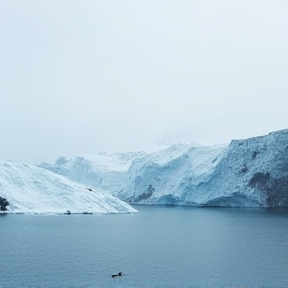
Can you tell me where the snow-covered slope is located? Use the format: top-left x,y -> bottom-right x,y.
39,129 -> 288,208
0,161 -> 137,214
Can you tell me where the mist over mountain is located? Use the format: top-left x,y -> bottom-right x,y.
39,129 -> 288,208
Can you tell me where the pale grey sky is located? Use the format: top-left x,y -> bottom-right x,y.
0,0 -> 287,164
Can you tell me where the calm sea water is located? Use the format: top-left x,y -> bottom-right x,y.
0,206 -> 288,288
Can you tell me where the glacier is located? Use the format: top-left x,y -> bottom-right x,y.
0,161 -> 137,214
39,129 -> 288,208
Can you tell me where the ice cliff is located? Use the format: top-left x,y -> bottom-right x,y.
0,162 -> 137,214
39,129 -> 288,208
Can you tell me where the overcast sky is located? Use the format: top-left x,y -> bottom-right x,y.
0,0 -> 287,164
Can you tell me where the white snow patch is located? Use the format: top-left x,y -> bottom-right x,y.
0,161 -> 137,214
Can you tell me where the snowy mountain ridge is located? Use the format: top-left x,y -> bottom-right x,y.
0,161 -> 137,214
39,129 -> 288,208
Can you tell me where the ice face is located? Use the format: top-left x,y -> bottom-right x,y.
39,129 -> 288,208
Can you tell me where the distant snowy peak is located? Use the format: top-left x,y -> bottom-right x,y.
0,161 -> 137,214
54,151 -> 147,172
50,142 -> 206,173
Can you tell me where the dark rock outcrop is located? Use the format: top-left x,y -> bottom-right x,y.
136,184 -> 155,201
0,196 -> 9,211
